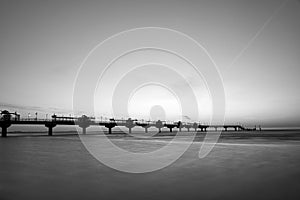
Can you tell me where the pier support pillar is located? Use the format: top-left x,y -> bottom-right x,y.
45,123 -> 56,136
1,122 -> 11,137
187,128 -> 190,132
145,127 -> 148,133
79,124 -> 89,135
1,126 -> 9,137
78,124 -> 89,135
224,127 -> 228,131
104,123 -> 116,134
125,125 -> 135,134
234,127 -> 237,131
82,127 -> 87,134
2,127 -> 7,137
48,127 -> 53,136
77,115 -> 91,135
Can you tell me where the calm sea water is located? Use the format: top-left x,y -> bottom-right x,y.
0,132 -> 299,200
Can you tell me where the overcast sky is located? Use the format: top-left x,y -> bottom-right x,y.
0,0 -> 300,127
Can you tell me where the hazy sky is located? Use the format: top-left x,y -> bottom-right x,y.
0,0 -> 300,127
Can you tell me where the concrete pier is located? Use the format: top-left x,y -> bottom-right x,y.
1,110 -> 252,137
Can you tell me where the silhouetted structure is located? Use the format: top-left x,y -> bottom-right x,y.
0,110 -> 255,137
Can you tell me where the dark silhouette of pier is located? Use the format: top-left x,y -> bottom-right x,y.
0,110 -> 254,137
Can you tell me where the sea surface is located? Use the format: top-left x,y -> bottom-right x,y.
0,129 -> 300,200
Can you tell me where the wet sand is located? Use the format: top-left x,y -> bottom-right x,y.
0,130 -> 300,200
